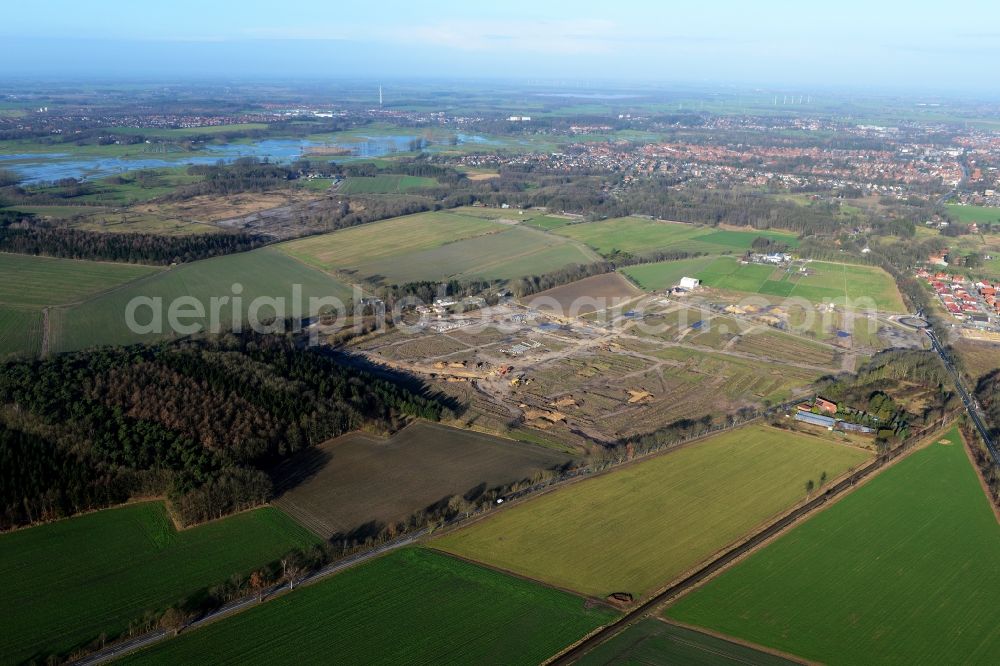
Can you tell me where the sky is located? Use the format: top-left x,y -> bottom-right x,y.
3,0 -> 999,92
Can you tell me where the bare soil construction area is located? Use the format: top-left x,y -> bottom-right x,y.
524,273 -> 643,319
270,420 -> 571,538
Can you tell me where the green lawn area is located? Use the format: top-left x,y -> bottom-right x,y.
554,217 -> 799,256
625,256 -> 905,312
50,247 -> 351,352
278,210 -> 596,284
0,502 -> 318,663
433,425 -> 870,600
577,619 -> 798,666
666,427 -> 1000,665
337,174 -> 438,194
946,203 -> 1000,224
121,548 -> 618,666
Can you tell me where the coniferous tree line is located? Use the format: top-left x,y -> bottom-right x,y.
0,331 -> 443,530
0,214 -> 267,264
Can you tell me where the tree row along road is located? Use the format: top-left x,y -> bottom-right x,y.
925,329 -> 999,465
546,414 -> 958,665
72,530 -> 426,665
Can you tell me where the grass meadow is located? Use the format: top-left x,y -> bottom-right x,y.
624,256 -> 905,311
120,548 -> 619,666
278,210 -> 597,284
666,427 -> 1000,665
554,217 -> 799,256
0,502 -> 318,663
433,425 -> 870,600
278,210 -> 500,270
945,203 -> 1000,224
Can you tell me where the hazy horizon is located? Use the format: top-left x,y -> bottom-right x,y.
4,1 -> 1000,94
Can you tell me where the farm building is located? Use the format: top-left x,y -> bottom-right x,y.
838,421 -> 875,434
679,277 -> 701,290
815,397 -> 838,414
794,411 -> 836,429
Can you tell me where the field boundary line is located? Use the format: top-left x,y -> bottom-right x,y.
428,549 -> 617,609
656,617 -> 816,666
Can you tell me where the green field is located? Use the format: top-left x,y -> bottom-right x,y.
625,256 -> 905,311
0,305 -> 43,356
577,619 -> 798,666
554,217 -> 799,256
434,425 -> 870,600
666,428 -> 1000,665
0,502 -> 319,663
279,210 -> 596,284
121,548 -> 618,666
279,210 -> 499,269
0,252 -> 159,308
946,203 -> 1000,224
50,247 -> 351,352
337,174 -> 438,194
356,227 -> 595,284
621,256 -> 721,290
0,253 -> 160,356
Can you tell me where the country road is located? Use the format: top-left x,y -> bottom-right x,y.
73,530 -> 425,665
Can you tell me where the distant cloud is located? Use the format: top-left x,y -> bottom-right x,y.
240,19 -> 623,55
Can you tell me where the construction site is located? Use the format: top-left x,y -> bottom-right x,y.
346,279 -> 927,453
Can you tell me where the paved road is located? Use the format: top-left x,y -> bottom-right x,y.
73,530 -> 425,665
926,328 -> 999,464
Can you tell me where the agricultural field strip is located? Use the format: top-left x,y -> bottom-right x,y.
664,427 -> 1000,666
549,425 -> 955,666
575,617 -> 801,666
50,247 -> 351,352
0,502 -> 318,664
277,210 -> 513,270
115,548 -> 619,666
0,252 -> 161,309
433,425 -> 870,600
270,421 -> 570,539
